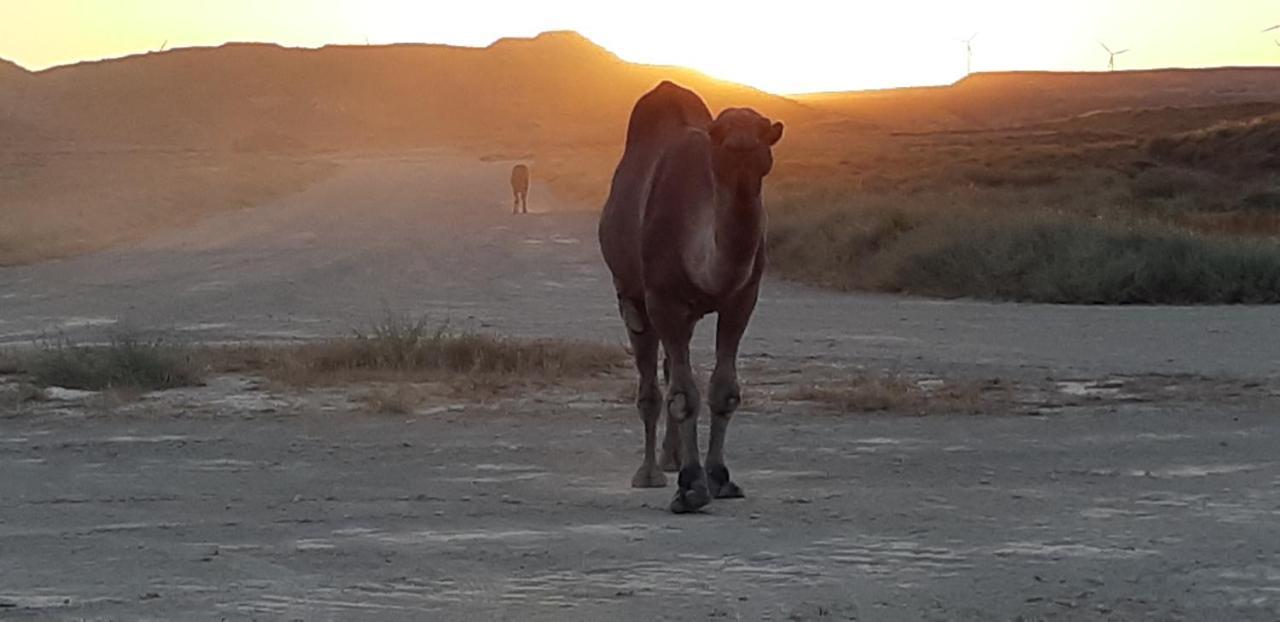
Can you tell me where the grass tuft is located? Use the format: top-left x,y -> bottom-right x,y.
213,314 -> 627,385
23,333 -> 203,391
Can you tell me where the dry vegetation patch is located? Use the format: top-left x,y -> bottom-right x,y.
361,384 -> 428,415
1148,113 -> 1280,174
207,315 -> 628,388
767,185 -> 1280,304
0,382 -> 47,410
6,317 -> 626,405
20,334 -> 204,392
787,371 -> 1010,415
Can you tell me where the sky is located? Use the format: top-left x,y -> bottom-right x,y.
1,0 -> 1278,93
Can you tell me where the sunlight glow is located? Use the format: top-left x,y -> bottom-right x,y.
1,0 -> 1278,93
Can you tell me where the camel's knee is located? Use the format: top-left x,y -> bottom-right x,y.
619,298 -> 647,334
708,375 -> 741,417
636,382 -> 661,418
666,386 -> 701,422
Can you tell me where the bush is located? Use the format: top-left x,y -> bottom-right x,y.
769,200 -> 1280,304
875,217 -> 1280,304
26,333 -> 202,391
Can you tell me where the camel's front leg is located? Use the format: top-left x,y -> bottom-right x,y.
658,353 -> 681,472
706,282 -> 759,499
650,298 -> 709,514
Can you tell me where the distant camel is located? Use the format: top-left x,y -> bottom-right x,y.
510,164 -> 530,214
598,81 -> 783,514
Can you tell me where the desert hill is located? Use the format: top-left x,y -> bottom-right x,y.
0,31 -> 808,151
0,59 -> 29,82
3,32 -> 1280,150
797,68 -> 1280,130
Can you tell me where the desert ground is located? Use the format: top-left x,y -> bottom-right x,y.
2,150 -> 1280,620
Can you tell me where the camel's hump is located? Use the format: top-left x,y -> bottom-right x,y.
624,81 -> 713,148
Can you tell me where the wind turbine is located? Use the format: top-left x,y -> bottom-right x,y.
1100,42 -> 1129,71
961,33 -> 979,75
1264,24 -> 1279,33
157,40 -> 168,52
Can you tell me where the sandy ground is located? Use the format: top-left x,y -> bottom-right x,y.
0,147 -> 332,266
2,150 -> 1280,619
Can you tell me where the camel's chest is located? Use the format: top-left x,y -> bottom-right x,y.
681,224 -> 760,303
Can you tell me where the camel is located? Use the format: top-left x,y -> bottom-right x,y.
598,81 -> 783,514
510,164 -> 530,214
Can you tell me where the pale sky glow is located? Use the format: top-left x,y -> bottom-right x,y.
1,0 -> 1278,93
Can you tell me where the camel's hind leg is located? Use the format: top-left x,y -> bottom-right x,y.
706,282 -> 759,500
621,298 -> 665,488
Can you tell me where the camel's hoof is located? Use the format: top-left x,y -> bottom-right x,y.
670,488 -> 711,514
631,464 -> 668,489
708,464 -> 745,499
670,466 -> 711,514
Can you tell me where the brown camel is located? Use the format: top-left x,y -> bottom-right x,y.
598,81 -> 783,514
510,164 -> 530,214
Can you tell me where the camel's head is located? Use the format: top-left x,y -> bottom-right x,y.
709,108 -> 784,183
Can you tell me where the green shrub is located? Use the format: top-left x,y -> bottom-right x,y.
871,216 -> 1280,304
27,333 -> 202,391
769,200 -> 1280,304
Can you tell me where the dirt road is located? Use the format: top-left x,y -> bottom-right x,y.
2,151 -> 1277,378
2,151 -> 1279,619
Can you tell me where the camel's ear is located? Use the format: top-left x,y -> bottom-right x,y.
764,121 -> 784,146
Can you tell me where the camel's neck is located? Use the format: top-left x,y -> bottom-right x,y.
708,173 -> 765,289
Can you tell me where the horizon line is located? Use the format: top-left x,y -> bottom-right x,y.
5,30 -> 1280,97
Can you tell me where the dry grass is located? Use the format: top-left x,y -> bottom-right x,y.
208,315 -> 628,387
361,384 -> 426,415
1148,113 -> 1280,174
788,371 -> 1009,415
20,334 -> 203,391
767,183 -> 1280,304
6,317 -> 624,400
0,382 -> 47,409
